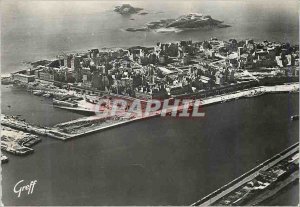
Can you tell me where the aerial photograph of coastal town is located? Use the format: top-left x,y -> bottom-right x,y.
0,0 -> 299,206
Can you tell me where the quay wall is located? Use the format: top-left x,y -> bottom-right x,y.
42,76 -> 298,100
174,81 -> 259,99
174,77 -> 298,99
65,113 -> 160,140
191,143 -> 299,206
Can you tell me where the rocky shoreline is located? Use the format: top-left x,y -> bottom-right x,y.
126,13 -> 230,32
114,4 -> 143,15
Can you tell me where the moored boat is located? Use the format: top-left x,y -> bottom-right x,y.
53,99 -> 78,107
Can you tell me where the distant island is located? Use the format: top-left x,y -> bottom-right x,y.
126,13 -> 230,32
114,4 -> 143,15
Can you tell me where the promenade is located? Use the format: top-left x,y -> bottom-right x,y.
200,83 -> 298,106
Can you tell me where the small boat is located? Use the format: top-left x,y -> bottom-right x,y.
245,91 -> 264,98
291,115 -> 299,121
1,155 -> 9,164
53,99 -> 78,107
43,93 -> 51,98
33,90 -> 44,96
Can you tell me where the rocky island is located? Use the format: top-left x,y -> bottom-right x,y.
126,13 -> 230,32
114,4 -> 143,15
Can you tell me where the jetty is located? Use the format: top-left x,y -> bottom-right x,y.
1,114 -> 72,140
191,143 -> 299,206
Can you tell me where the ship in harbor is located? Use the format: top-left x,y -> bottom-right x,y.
53,98 -> 78,108
245,90 -> 265,98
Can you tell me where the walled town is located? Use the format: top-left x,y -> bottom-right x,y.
2,38 -> 299,160
9,38 -> 299,100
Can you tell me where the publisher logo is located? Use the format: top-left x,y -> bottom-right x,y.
13,180 -> 37,198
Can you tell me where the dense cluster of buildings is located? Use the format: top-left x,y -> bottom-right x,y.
13,38 -> 299,99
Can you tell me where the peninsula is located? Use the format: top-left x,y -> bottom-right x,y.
2,37 -> 298,142
1,38 -> 299,206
